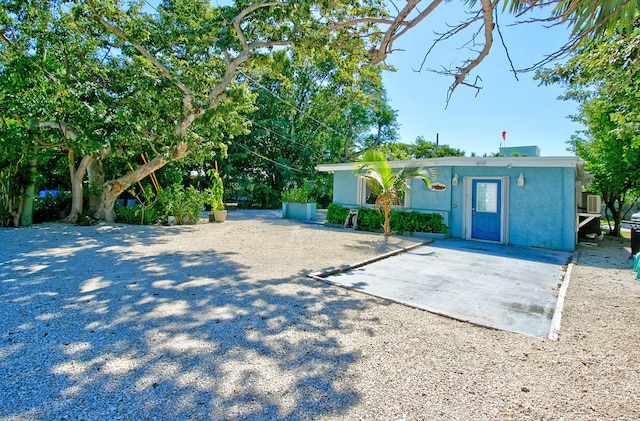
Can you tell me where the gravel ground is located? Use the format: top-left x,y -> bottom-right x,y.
0,210 -> 639,420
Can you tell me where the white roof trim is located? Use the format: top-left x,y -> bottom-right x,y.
316,156 -> 584,172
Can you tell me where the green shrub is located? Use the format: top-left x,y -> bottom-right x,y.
115,204 -> 161,225
115,185 -> 206,226
281,185 -> 314,203
326,204 -> 447,234
326,203 -> 350,224
33,191 -> 72,223
157,185 -> 205,224
390,210 -> 447,234
327,205 -> 383,231
356,208 -> 385,232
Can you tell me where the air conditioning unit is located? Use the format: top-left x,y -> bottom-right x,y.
586,195 -> 601,214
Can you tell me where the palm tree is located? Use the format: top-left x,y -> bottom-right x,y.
354,150 -> 437,236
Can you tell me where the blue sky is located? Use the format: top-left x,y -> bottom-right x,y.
380,4 -> 582,157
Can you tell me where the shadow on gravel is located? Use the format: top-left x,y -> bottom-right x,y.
576,235 -> 635,270
0,223 -> 366,420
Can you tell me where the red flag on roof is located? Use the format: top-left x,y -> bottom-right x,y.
502,131 -> 506,140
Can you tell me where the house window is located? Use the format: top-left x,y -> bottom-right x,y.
357,177 -> 409,207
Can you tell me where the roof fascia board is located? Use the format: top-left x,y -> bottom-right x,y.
316,157 -> 583,172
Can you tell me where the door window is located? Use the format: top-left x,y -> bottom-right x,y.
475,182 -> 498,213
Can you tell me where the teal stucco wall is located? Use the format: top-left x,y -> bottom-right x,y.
332,170 -> 359,207
329,162 -> 577,251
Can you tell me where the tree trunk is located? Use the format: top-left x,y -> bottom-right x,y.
87,154 -> 105,215
20,154 -> 38,227
383,203 -> 391,236
94,142 -> 190,222
605,200 -> 622,237
65,154 -> 94,223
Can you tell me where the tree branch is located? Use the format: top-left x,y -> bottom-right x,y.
444,0 -> 494,106
329,17 -> 407,32
37,120 -> 80,141
206,4 -> 292,113
85,0 -> 200,116
390,0 -> 444,45
232,1 -> 284,49
0,30 -> 59,84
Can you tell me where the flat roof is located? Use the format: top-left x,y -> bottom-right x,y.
316,156 -> 584,172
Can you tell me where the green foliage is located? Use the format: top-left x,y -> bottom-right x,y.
33,192 -> 72,223
309,174 -> 333,208
157,185 -> 205,225
326,203 -> 350,224
505,0 -> 639,41
115,204 -> 160,226
390,210 -> 448,234
227,49 -> 397,209
537,29 -> 640,236
326,204 -> 447,234
115,185 -> 206,225
205,169 -> 225,210
378,139 -> 465,160
355,208 -> 385,232
412,137 -> 466,158
281,185 -> 315,203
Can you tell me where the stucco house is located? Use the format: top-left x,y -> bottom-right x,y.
316,146 -> 594,251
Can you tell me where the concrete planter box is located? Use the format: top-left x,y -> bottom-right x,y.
282,202 -> 316,221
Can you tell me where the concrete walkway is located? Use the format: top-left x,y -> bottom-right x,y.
312,239 -> 573,338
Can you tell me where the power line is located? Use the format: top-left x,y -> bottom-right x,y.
237,115 -> 311,174
236,144 -> 310,174
239,69 -> 351,141
241,115 -> 310,150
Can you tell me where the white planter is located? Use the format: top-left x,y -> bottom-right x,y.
213,210 -> 227,222
282,202 -> 316,221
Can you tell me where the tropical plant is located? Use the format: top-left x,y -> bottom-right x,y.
281,185 -> 315,203
354,150 -> 437,236
156,185 -> 205,225
205,169 -> 225,211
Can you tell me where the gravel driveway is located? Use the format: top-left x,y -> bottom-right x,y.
1,211 -> 639,420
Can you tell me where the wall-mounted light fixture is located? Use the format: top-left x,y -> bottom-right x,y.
518,173 -> 525,187
451,174 -> 459,186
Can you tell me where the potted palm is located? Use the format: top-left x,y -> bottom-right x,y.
206,169 -> 226,222
281,185 -> 316,221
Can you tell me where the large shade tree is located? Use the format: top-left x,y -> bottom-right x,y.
537,27 -> 640,236
228,49 -> 399,208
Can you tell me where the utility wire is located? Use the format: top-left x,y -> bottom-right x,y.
241,115 -> 309,149
239,70 -> 351,141
236,144 -> 310,174
237,115 -> 311,174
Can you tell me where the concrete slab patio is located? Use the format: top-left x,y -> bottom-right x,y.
311,239 -> 573,338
